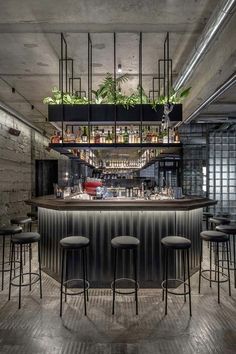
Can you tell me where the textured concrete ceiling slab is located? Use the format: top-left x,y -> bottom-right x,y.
0,0 -> 235,132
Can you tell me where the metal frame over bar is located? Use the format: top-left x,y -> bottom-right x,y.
139,32 -> 143,145
88,33 -> 92,143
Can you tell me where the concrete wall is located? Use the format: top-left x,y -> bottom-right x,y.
0,106 -> 65,225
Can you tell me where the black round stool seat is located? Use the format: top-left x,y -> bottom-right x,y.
111,236 -> 140,249
12,232 -> 40,244
203,212 -> 213,218
161,236 -> 191,249
0,225 -> 22,235
210,217 -> 230,226
216,224 -> 236,235
200,230 -> 229,242
60,236 -> 90,249
11,216 -> 32,225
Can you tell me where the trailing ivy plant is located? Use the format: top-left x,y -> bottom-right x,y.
43,87 -> 89,105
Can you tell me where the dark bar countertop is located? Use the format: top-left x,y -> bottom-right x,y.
27,195 -> 217,211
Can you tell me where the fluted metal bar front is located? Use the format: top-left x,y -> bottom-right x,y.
38,207 -> 202,287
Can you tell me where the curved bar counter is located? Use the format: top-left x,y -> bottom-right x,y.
28,196 -> 217,287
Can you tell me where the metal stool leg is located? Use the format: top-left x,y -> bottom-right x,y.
19,244 -> 23,309
198,238 -> 203,294
165,248 -> 168,316
1,235 -> 5,290
182,249 -> 186,302
38,241 -> 42,299
112,248 -> 117,315
60,248 -> 65,317
187,249 -> 192,316
217,242 -> 220,304
226,241 -> 231,297
85,248 -> 89,301
162,245 -> 165,301
64,251 -> 67,303
82,248 -> 87,316
233,237 -> 236,288
209,242 -> 212,287
133,248 -> 138,315
8,242 -> 14,301
29,244 -> 32,292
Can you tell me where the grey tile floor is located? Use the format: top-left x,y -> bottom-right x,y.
0,242 -> 236,354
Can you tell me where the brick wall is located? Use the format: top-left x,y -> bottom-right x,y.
0,107 -> 66,225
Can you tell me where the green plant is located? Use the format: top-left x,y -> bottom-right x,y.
92,73 -> 129,104
152,86 -> 191,109
43,87 -> 89,105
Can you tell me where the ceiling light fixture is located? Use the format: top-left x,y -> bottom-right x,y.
117,64 -> 122,73
174,0 -> 236,90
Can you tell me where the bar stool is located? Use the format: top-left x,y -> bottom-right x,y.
59,236 -> 90,317
11,216 -> 32,232
161,236 -> 192,316
203,212 -> 213,230
216,224 -> 236,288
209,217 -> 230,229
111,236 -> 140,315
198,230 -> 231,303
9,232 -> 42,309
0,225 -> 22,290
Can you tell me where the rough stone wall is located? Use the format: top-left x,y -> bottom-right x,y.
0,107 -> 64,225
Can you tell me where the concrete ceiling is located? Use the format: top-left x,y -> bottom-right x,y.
0,0 -> 235,135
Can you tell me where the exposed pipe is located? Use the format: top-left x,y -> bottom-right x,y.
174,0 -> 236,90
183,72 -> 236,124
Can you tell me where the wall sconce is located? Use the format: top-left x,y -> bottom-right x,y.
8,127 -> 21,136
118,64 -> 122,73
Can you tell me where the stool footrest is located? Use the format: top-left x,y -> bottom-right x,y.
161,278 -> 190,296
0,261 -> 21,272
218,259 -> 236,271
111,277 -> 139,295
62,278 -> 89,296
10,272 -> 40,287
200,269 -> 229,283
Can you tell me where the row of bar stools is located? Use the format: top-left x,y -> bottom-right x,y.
216,224 -> 236,288
0,225 -> 22,290
210,217 -> 230,229
161,236 -> 192,316
111,236 -> 140,315
10,216 -> 33,265
60,236 -> 90,317
9,232 -> 42,309
198,230 -> 231,303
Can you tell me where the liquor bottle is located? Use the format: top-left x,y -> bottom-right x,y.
174,127 -> 180,143
81,126 -> 88,143
94,127 -> 100,144
163,129 -> 168,143
118,127 -> 123,143
90,126 -> 95,144
100,129 -> 106,143
75,127 -> 81,143
123,127 -> 129,143
106,130 -> 112,144
111,127 -> 115,143
50,131 -> 61,143
146,126 -> 152,143
151,128 -> 159,143
135,130 -> 140,144
129,125 -> 135,143
64,128 -> 75,143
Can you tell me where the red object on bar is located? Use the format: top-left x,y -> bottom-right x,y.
83,180 -> 102,196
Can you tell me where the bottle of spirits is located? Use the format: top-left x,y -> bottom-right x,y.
81,126 -> 88,143
146,126 -> 152,143
118,127 -> 123,143
106,130 -> 112,144
94,126 -> 100,144
111,127 -> 115,143
90,126 -> 95,144
123,127 -> 129,143
174,127 -> 180,143
163,129 -> 168,143
135,130 -> 140,144
129,125 -> 135,143
75,127 -> 81,143
100,129 -> 106,143
51,131 -> 61,143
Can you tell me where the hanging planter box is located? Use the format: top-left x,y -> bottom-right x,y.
48,103 -> 182,122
